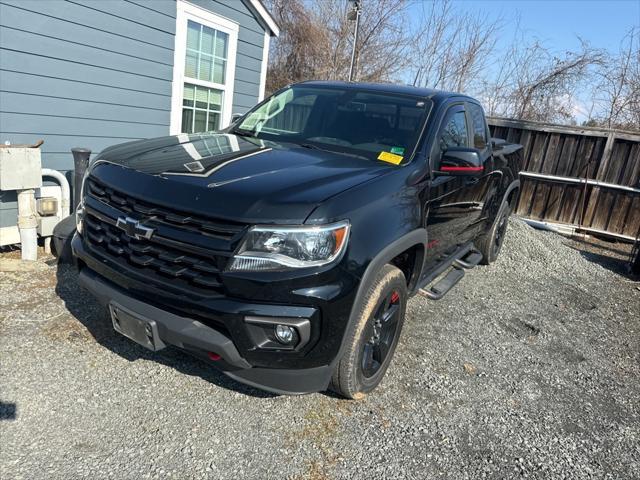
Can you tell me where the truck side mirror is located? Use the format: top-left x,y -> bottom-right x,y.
436,147 -> 483,176
231,112 -> 244,123
491,138 -> 506,150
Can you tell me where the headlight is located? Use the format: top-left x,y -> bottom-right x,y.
229,221 -> 350,271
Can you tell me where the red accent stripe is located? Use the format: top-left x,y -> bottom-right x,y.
441,166 -> 483,172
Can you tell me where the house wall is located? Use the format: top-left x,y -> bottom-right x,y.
0,0 -> 269,233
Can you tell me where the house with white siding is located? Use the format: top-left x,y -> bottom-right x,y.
0,0 -> 278,244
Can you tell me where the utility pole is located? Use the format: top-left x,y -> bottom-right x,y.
348,0 -> 361,82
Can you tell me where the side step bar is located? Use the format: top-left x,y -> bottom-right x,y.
418,248 -> 482,300
419,266 -> 465,300
454,250 -> 483,269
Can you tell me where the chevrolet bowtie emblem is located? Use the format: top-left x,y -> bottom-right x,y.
115,216 -> 155,240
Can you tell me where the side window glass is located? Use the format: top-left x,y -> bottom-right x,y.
439,111 -> 468,150
468,103 -> 487,149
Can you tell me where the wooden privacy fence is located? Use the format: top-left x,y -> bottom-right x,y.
488,117 -> 640,242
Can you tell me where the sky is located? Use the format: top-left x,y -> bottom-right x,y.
406,0 -> 640,52
454,0 -> 640,52
406,0 -> 640,121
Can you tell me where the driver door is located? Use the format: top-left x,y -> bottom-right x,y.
423,104 -> 482,267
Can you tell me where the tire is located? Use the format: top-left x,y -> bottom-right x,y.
330,264 -> 407,399
477,198 -> 512,265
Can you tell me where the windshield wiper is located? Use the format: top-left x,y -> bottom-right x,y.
232,128 -> 257,138
299,143 -> 323,150
298,143 -> 369,161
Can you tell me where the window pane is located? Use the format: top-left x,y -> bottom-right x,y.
213,59 -> 225,84
468,103 -> 487,149
185,50 -> 198,78
194,110 -> 207,132
183,83 -> 223,133
215,31 -> 228,59
201,25 -> 215,55
183,84 -> 195,107
186,21 -> 200,50
184,20 -> 227,85
209,90 -> 222,109
200,54 -> 213,82
195,87 -> 208,109
440,111 -> 468,150
208,112 -> 220,130
181,108 -> 194,133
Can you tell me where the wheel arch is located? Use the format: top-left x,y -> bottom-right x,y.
503,179 -> 520,209
331,229 -> 427,370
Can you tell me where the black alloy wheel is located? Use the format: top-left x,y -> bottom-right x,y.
492,208 -> 510,258
361,289 -> 402,378
330,263 -> 408,399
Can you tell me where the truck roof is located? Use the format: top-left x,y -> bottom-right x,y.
296,80 -> 476,103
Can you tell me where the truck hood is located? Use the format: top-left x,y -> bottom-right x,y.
90,133 -> 394,224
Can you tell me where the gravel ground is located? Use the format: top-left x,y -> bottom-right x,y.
1,219 -> 639,480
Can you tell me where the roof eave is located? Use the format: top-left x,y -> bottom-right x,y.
244,0 -> 280,37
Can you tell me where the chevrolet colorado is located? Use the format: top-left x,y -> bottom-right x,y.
72,81 -> 522,398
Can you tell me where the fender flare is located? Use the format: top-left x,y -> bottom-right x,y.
503,179 -> 521,206
329,228 -> 427,373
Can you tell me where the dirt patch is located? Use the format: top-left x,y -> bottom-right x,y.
41,314 -> 93,343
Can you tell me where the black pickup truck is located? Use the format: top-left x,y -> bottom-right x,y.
72,81 -> 522,398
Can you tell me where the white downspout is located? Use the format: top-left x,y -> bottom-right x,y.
41,168 -> 71,218
17,189 -> 38,261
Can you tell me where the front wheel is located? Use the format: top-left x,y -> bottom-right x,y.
477,198 -> 512,264
330,264 -> 407,399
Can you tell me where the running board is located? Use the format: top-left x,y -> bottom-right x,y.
454,249 -> 483,269
418,266 -> 465,300
417,247 -> 483,300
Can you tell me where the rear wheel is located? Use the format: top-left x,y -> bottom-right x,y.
478,198 -> 512,264
330,264 -> 407,399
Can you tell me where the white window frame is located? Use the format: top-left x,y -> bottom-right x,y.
258,31 -> 270,101
170,0 -> 238,135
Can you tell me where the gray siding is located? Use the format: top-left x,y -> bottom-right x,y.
0,0 -> 176,173
0,191 -> 18,228
0,0 -> 269,228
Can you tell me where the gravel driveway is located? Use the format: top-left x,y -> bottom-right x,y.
1,219 -> 639,480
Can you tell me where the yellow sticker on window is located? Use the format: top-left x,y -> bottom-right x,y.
378,151 -> 403,165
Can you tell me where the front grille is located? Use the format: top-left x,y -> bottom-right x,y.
86,178 -> 245,240
84,177 -> 246,296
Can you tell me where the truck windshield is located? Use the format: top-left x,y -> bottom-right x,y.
233,85 -> 432,164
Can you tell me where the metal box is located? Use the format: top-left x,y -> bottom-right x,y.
37,215 -> 60,237
0,148 -> 43,190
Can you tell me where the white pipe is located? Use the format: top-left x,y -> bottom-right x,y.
41,168 -> 71,218
519,217 -> 637,243
17,188 -> 38,261
44,236 -> 52,254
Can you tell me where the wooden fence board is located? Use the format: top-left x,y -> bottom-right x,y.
488,117 -> 640,240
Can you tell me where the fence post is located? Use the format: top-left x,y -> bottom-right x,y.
581,132 -> 616,228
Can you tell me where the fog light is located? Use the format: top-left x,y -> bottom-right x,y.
275,324 -> 295,344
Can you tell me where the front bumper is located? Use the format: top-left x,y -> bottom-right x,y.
78,266 -> 334,394
72,234 -> 357,394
